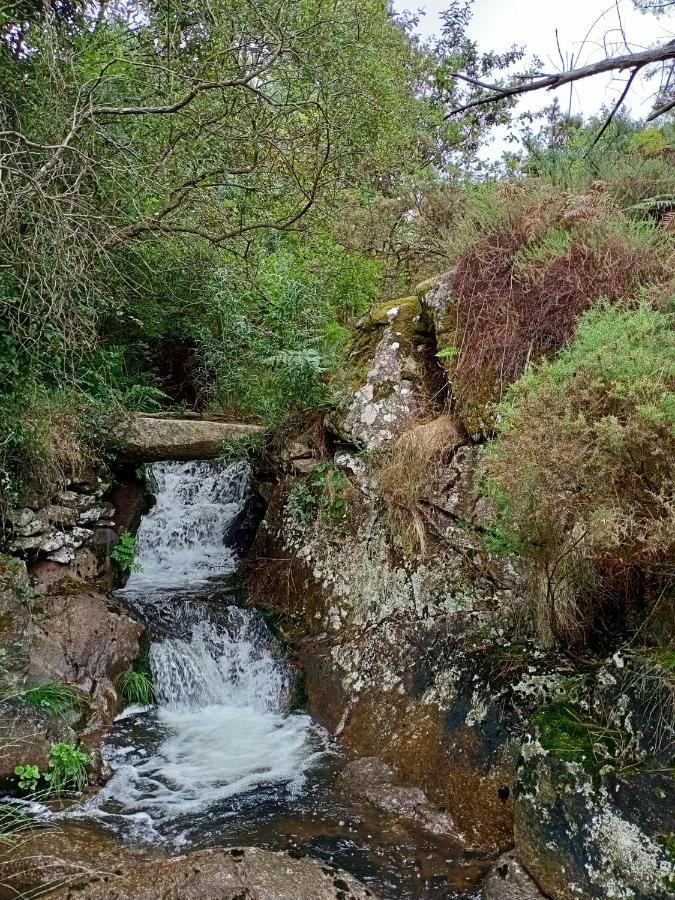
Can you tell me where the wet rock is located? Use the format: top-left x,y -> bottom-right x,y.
28,590 -> 142,722
0,698 -> 76,781
119,415 -> 264,463
482,851 -> 546,900
0,828 -> 378,900
339,757 -> 464,841
514,743 -> 675,899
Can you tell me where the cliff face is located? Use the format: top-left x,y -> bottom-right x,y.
247,276 -> 675,896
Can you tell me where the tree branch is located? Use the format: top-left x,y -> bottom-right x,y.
444,41 -> 675,119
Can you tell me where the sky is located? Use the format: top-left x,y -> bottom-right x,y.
394,0 -> 675,129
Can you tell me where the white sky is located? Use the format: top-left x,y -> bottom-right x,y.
395,0 -> 675,125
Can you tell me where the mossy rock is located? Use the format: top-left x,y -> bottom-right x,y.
367,295 -> 425,330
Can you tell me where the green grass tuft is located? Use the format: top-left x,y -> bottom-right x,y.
117,670 -> 154,706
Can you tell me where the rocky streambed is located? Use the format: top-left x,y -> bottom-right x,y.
1,276 -> 674,900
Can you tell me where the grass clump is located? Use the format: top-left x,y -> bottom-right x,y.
117,670 -> 154,706
484,302 -> 675,647
45,743 -> 90,796
377,416 -> 464,556
20,683 -> 88,721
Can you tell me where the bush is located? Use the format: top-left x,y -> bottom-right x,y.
484,303 -> 675,647
444,181 -> 672,431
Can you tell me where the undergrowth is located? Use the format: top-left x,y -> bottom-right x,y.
484,302 -> 675,647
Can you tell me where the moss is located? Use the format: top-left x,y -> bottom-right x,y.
531,703 -> 602,775
414,276 -> 440,297
368,295 -> 422,327
657,834 -> 675,857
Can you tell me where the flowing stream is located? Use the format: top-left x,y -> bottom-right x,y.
64,461 -> 486,898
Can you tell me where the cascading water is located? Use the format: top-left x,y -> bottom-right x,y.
73,460 -> 326,841
54,460 -> 484,898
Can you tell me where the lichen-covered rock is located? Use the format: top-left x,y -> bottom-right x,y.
514,742 -> 675,899
335,296 -> 439,449
482,851 -> 547,899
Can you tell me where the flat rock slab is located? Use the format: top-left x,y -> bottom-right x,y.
0,828 -> 377,900
120,416 -> 264,463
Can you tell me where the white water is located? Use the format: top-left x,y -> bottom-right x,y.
124,460 -> 250,590
77,461 -> 324,835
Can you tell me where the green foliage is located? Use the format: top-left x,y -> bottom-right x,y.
532,703 -> 601,773
285,482 -> 319,523
200,233 -> 383,423
485,302 -> 675,646
219,432 -> 266,465
13,764 -> 41,793
46,743 -> 90,796
313,464 -> 349,522
285,464 -> 348,524
20,683 -> 87,720
110,532 -> 139,575
117,670 -> 154,706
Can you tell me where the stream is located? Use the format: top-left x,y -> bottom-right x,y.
61,461 -> 487,899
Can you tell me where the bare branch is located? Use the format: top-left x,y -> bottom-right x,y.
445,40 -> 675,119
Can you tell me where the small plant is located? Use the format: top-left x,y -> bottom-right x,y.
13,764 -> 41,793
20,683 -> 88,720
46,743 -> 90,796
219,431 -> 265,464
110,531 -> 139,575
117,669 -> 154,706
313,463 -> 348,522
285,482 -> 318,523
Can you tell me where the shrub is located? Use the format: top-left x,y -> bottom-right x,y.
445,182 -> 671,430
484,303 -> 675,647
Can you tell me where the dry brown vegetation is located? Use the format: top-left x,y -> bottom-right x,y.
377,415 -> 464,556
442,183 -> 674,427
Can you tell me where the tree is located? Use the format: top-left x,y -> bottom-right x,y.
0,0 -> 432,364
443,0 -> 675,125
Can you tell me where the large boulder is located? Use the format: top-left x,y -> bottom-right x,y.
120,415 -> 264,462
0,827 -> 377,900
247,451 -> 554,853
28,589 -> 143,725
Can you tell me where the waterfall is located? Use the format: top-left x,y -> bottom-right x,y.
77,460 -> 325,835
123,460 -> 251,591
